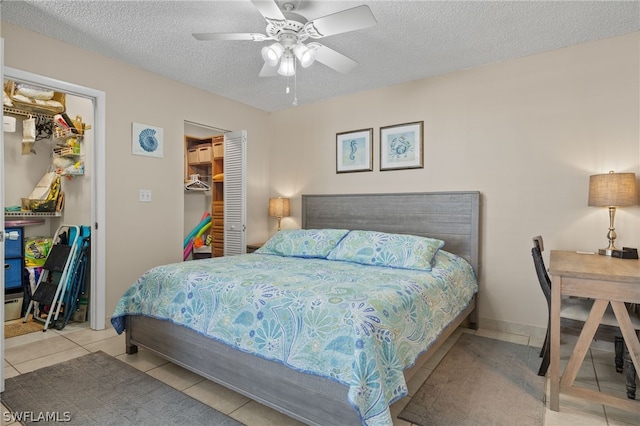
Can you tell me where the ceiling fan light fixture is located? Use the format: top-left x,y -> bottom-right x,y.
277,53 -> 296,76
261,42 -> 284,66
293,43 -> 315,68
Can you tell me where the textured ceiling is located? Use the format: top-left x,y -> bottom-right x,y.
2,1 -> 639,112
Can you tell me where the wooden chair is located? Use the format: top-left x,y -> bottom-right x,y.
532,236 -> 639,398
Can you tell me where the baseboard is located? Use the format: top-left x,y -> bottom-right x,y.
478,317 -> 623,353
479,317 -> 546,340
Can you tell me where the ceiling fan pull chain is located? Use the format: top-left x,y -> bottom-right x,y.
292,60 -> 298,107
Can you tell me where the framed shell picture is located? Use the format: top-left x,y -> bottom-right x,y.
132,122 -> 164,158
380,121 -> 423,171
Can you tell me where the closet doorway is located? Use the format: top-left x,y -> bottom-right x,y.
183,121 -> 247,259
183,121 -> 226,260
1,67 -> 106,338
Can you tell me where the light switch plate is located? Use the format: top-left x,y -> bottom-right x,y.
139,189 -> 152,202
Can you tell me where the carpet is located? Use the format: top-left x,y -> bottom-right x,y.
1,351 -> 244,426
398,333 -> 546,426
4,319 -> 44,338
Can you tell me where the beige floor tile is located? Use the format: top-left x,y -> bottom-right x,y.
474,328 -> 529,345
50,321 -> 90,335
229,400 -> 305,426
4,324 -> 625,426
4,328 -> 57,349
604,396 -> 640,426
4,335 -> 79,365
544,404 -> 609,425
11,346 -> 89,374
3,364 -> 19,379
146,361 -> 205,391
591,347 -> 618,366
82,334 -> 126,357
593,360 -> 631,394
115,347 -> 169,372
182,379 -> 251,415
529,334 -> 546,349
60,326 -> 117,346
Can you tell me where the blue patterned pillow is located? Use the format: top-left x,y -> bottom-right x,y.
326,230 -> 444,271
255,229 -> 350,259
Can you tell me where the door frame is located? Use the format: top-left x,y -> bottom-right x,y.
2,67 -> 106,332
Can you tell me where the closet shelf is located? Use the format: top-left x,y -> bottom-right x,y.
5,211 -> 61,218
3,106 -> 54,119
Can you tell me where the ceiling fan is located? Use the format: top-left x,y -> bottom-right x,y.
193,0 -> 377,78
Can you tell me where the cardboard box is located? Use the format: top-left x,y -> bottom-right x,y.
5,294 -> 23,321
187,148 -> 199,164
198,145 -> 212,163
213,142 -> 224,158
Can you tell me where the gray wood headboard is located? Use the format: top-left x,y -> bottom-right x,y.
301,191 -> 481,274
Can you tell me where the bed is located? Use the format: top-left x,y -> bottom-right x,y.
111,191 -> 481,425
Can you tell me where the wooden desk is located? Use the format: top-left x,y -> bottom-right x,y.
548,250 -> 640,413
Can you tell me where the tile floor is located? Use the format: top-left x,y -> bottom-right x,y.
1,323 -> 638,425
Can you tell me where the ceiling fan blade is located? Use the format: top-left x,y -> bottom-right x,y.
305,5 -> 376,38
259,62 -> 279,77
193,33 -> 264,41
313,44 -> 358,74
250,0 -> 286,22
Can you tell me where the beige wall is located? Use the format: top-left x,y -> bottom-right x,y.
2,23 -> 271,315
3,21 -> 639,333
269,32 -> 640,332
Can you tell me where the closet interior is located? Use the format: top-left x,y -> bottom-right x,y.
183,122 -> 226,261
3,79 -> 92,331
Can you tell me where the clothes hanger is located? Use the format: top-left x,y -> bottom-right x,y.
184,174 -> 210,192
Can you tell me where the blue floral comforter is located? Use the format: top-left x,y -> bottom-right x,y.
111,250 -> 477,425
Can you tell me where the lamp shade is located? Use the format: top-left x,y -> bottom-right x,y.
269,197 -> 290,218
277,53 -> 295,76
293,43 -> 316,68
261,42 -> 284,66
588,171 -> 638,207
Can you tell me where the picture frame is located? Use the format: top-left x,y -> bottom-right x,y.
132,122 -> 164,158
336,128 -> 373,173
380,121 -> 424,171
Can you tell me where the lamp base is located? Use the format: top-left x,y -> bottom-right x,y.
598,248 -> 614,256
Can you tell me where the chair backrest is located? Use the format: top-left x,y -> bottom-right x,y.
532,236 -> 551,305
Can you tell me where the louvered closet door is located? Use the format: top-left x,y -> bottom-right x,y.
223,130 -> 246,255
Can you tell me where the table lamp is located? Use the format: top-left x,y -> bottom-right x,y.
269,197 -> 290,232
588,171 -> 638,255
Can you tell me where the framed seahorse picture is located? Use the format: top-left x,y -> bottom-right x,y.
380,121 -> 423,171
336,128 -> 373,173
132,122 -> 164,158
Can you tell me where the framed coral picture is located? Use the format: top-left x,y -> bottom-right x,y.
336,128 -> 373,173
380,121 -> 423,171
132,122 -> 163,158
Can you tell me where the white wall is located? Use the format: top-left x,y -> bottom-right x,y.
268,33 -> 640,333
4,20 -> 638,334
2,22 -> 272,315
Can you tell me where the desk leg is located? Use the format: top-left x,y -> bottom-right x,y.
550,275 -> 562,411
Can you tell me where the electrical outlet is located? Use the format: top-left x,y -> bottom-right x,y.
139,189 -> 152,202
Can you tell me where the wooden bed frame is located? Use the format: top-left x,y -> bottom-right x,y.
124,191 -> 481,425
